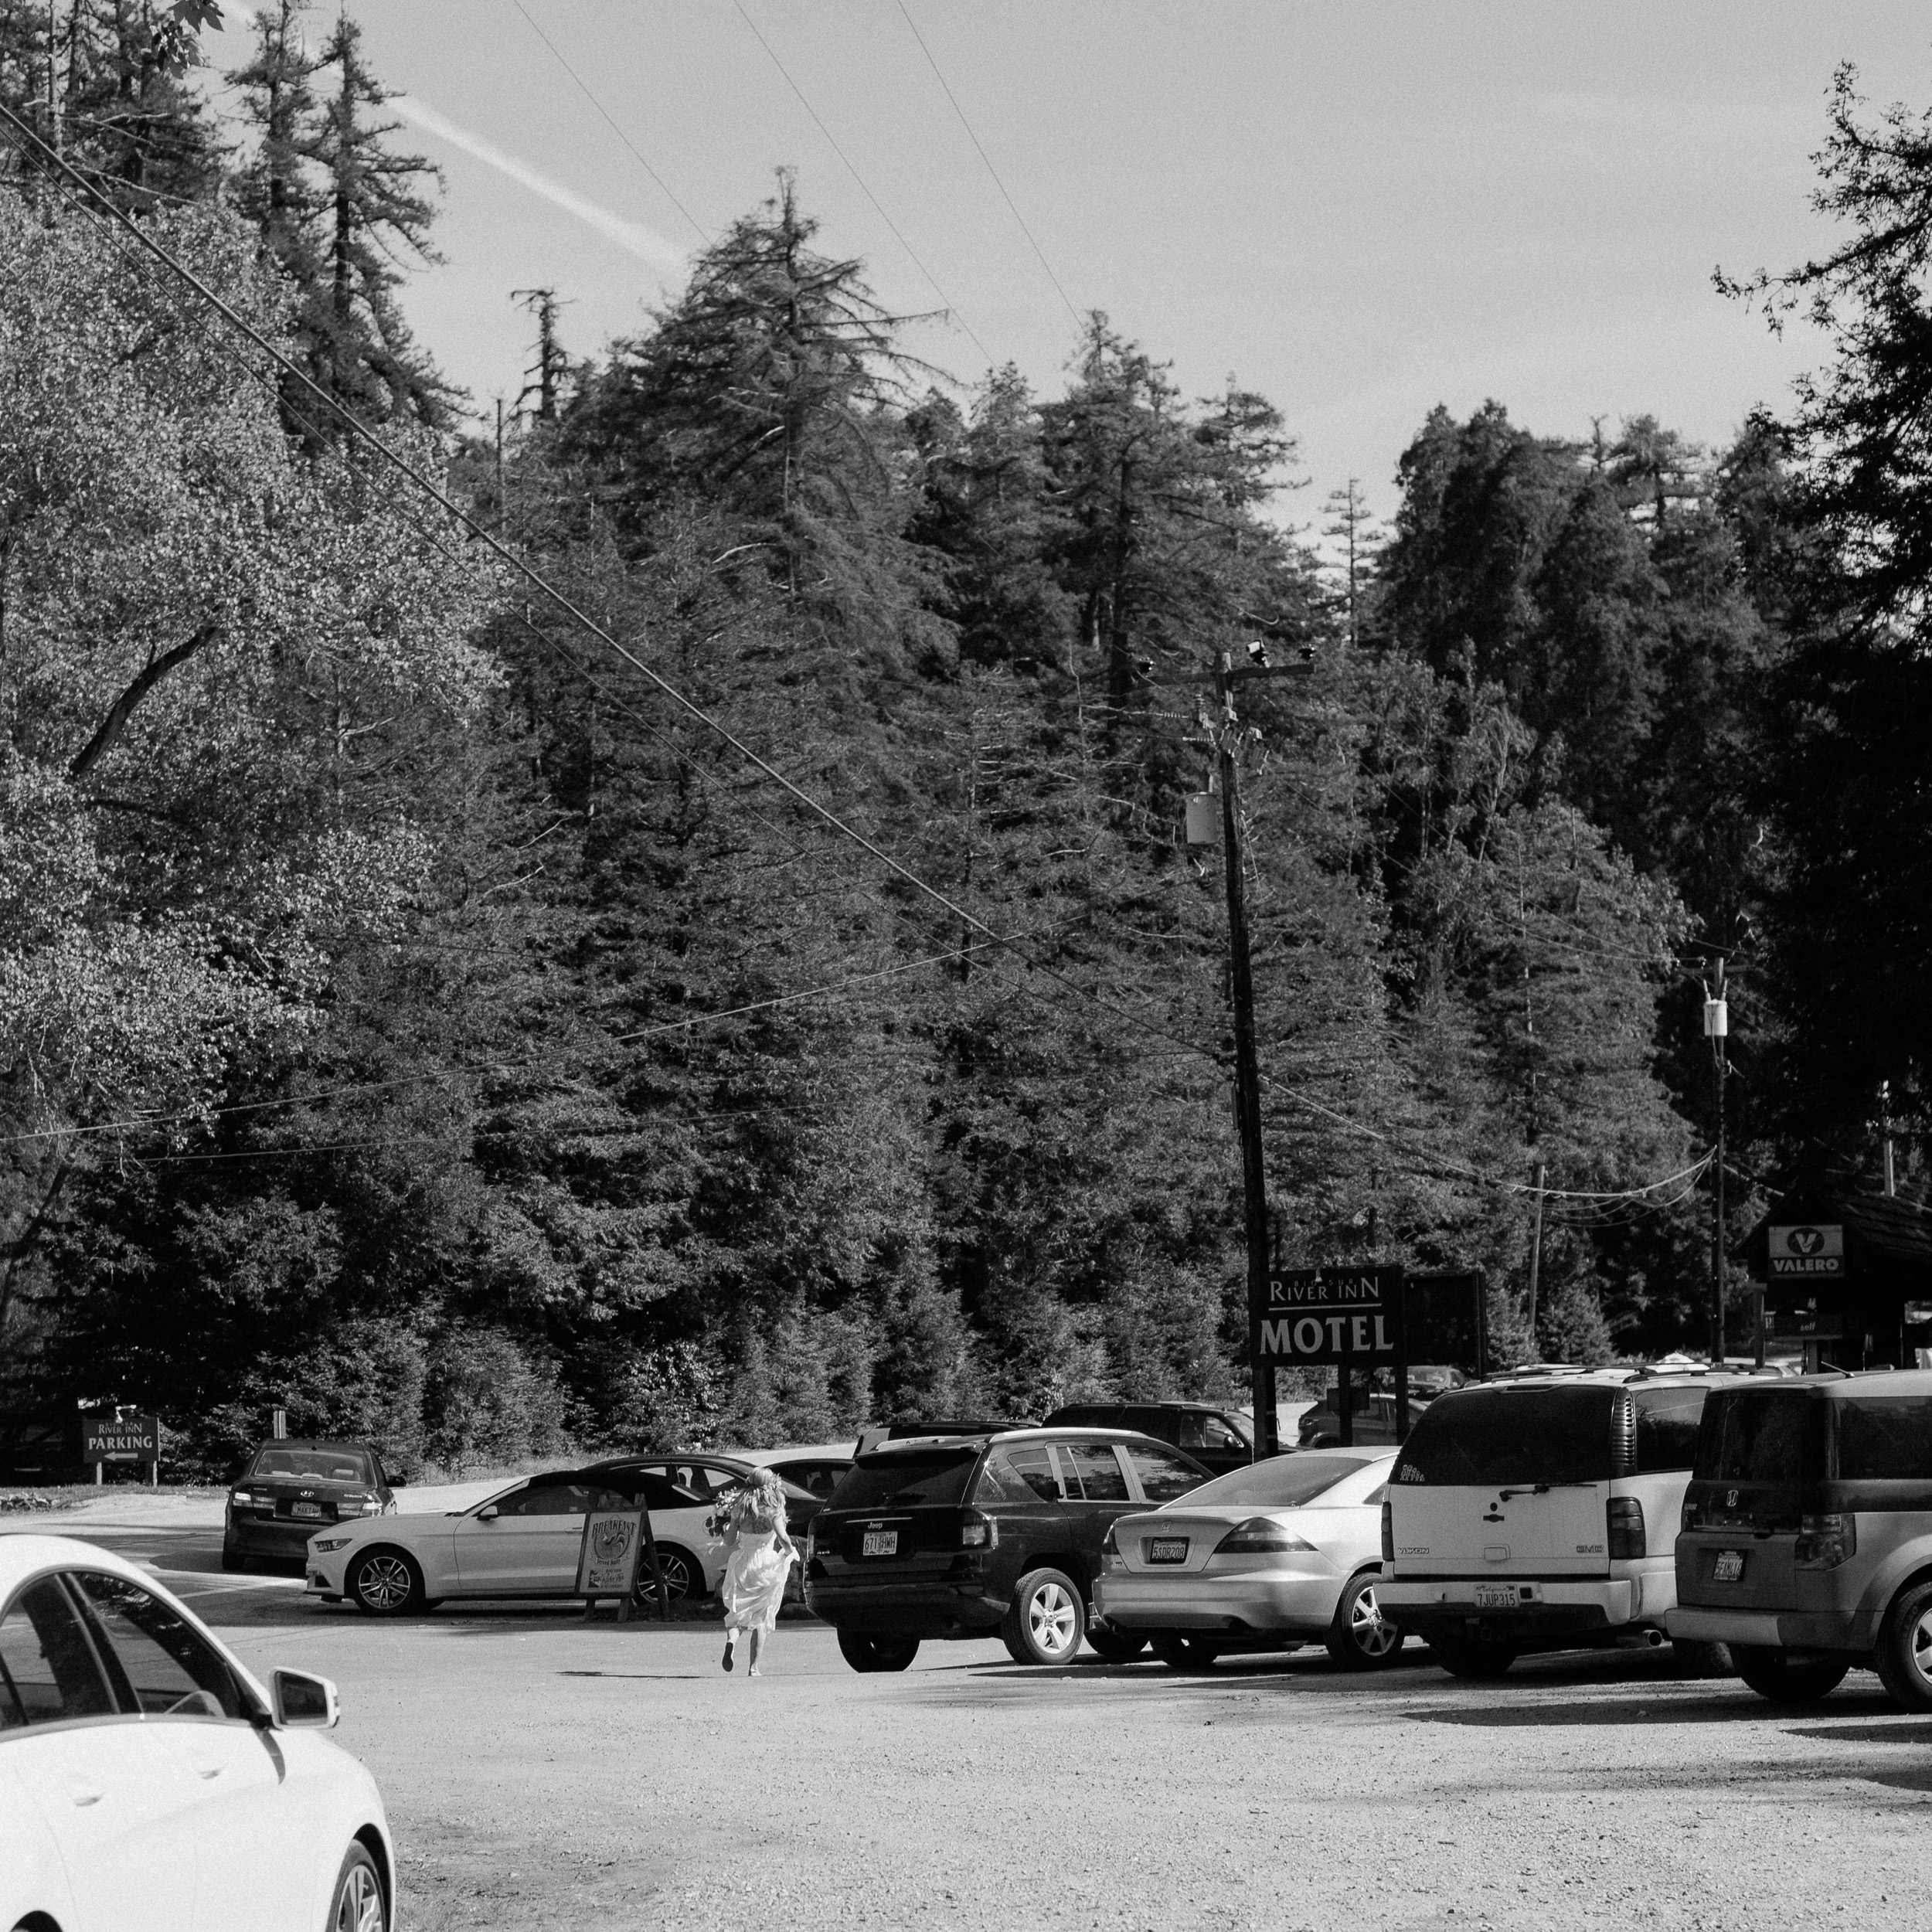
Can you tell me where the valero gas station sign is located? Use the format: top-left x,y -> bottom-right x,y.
1768,1224 -> 1845,1283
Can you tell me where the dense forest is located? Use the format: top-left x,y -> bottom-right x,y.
2,9 -> 1928,1474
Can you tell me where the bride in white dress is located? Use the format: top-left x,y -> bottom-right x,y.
718,1469 -> 798,1677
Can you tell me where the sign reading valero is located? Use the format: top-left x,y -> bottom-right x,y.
576,1508 -> 646,1599
1768,1224 -> 1846,1281
80,1413 -> 160,1462
1255,1266 -> 1406,1365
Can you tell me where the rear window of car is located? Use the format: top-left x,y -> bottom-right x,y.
1696,1389 -> 1825,1483
1835,1397 -> 1932,1480
1185,1454 -> 1377,1509
829,1451 -> 979,1512
1393,1387 -> 1617,1487
247,1447 -> 373,1484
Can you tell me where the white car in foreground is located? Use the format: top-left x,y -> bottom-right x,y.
1091,1449 -> 1403,1671
1,1532 -> 393,1931
304,1464 -> 730,1614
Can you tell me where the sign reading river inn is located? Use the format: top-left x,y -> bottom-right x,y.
1255,1266 -> 1406,1366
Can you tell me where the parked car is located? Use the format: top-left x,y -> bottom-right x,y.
1670,1369 -> 1932,1708
1092,1448 -> 1402,1671
304,1464 -> 728,1613
1377,1369 -> 1738,1677
720,1442 -> 855,1507
1296,1388 -> 1429,1448
223,1438 -> 398,1573
585,1451 -> 825,1546
1043,1402 -> 1255,1476
2,1532 -> 394,1930
806,1427 -> 1211,1672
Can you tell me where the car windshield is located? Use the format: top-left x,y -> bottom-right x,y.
829,1450 -> 978,1511
1393,1386 -> 1617,1487
1697,1389 -> 1825,1483
1179,1454 -> 1376,1509
247,1447 -> 372,1484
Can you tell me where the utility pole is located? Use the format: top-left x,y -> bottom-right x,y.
494,397 -> 508,534
512,287 -> 569,422
1526,1162 -> 1548,1345
1706,963 -> 1729,1366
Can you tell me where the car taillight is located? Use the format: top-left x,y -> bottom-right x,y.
1682,1493 -> 1698,1535
1607,1495 -> 1645,1560
1795,1512 -> 1856,1569
1611,1392 -> 1638,1479
1381,1499 -> 1393,1564
1213,1517 -> 1315,1556
1100,1522 -> 1124,1573
958,1510 -> 998,1549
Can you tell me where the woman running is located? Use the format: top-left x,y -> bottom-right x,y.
717,1468 -> 798,1677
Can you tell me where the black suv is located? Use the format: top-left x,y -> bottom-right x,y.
806,1427 -> 1209,1672
1043,1403 -> 1253,1476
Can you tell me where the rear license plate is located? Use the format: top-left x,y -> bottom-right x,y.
1145,1538 -> 1189,1565
291,1502 -> 323,1519
1475,1583 -> 1523,1609
1713,1549 -> 1746,1583
861,1530 -> 898,1557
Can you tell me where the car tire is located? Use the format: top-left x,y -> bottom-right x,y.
327,1840 -> 387,1932
836,1630 -> 920,1673
1732,1644 -> 1849,1705
1672,1638 -> 1735,1679
1429,1634 -> 1517,1679
634,1544 -> 701,1607
1874,1582 -> 1932,1712
220,1544 -> 250,1574
1084,1627 -> 1151,1663
1149,1631 -> 1223,1672
346,1547 -> 424,1617
1326,1570 -> 1404,1670
1002,1566 -> 1086,1666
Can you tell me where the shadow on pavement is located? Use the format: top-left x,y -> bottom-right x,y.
1784,1719 -> 1932,1745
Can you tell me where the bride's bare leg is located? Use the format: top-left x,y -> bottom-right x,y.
748,1628 -> 766,1672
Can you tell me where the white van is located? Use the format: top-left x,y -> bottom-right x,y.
1376,1371 -> 1735,1677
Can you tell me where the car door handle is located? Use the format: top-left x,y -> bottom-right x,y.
63,1775 -> 106,1806
187,1756 -> 225,1780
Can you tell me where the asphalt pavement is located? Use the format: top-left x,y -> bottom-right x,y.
13,1504 -> 1932,1931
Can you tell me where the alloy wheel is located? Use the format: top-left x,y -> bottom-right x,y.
1026,1580 -> 1080,1659
1910,1608 -> 1932,1689
333,1862 -> 385,1932
1351,1583 -> 1400,1660
355,1553 -> 413,1612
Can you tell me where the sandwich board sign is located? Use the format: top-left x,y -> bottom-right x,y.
1768,1225 -> 1845,1284
577,1508 -> 646,1599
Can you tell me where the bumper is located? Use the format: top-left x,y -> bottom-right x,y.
804,1577 -> 1005,1639
1667,1605 -> 1872,1653
1379,1576 -> 1634,1647
227,1515 -> 345,1557
1092,1570 -> 1342,1636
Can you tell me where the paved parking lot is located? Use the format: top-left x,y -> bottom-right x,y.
15,1502 -> 1932,1930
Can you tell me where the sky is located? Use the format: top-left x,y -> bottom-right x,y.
201,2 -> 1932,533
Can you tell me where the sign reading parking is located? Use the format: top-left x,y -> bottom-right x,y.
1768,1224 -> 1845,1281
80,1413 -> 160,1463
1255,1267 -> 1406,1365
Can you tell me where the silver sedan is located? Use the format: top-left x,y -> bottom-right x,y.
1090,1449 -> 1403,1670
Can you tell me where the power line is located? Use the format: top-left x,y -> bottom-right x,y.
891,0 -> 1083,332
507,0 -> 709,244
726,0 -> 995,367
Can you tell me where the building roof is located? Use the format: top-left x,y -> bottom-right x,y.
1742,1185 -> 1932,1277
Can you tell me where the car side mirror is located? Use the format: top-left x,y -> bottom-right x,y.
389,1474 -> 408,1488
271,1668 -> 339,1729
476,1505 -> 498,1521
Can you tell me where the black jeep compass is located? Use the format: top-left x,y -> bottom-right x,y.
805,1427 -> 1209,1672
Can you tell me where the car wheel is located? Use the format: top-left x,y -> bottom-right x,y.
1428,1634 -> 1517,1679
1875,1582 -> 1932,1712
634,1544 -> 700,1607
328,1842 -> 387,1932
1002,1566 -> 1085,1666
220,1543 -> 250,1574
1672,1638 -> 1736,1679
1085,1627 -> 1151,1662
1149,1631 -> 1223,1672
347,1547 -> 424,1617
836,1630 -> 920,1673
1732,1644 -> 1849,1705
1326,1570 -> 1404,1670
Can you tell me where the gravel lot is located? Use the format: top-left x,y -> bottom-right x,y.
15,1503 -> 1932,1930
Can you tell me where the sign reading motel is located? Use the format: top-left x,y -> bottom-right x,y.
1254,1266 -> 1406,1366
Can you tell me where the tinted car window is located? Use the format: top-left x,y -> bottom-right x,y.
249,1447 -> 373,1483
1698,1390 -> 1825,1483
829,1450 -> 979,1512
971,1454 -> 1038,1505
1393,1388 -> 1617,1487
1001,1447 -> 1063,1502
1122,1444 -> 1206,1503
0,1578 -> 114,1728
773,1460 -> 847,1500
1178,1413 -> 1245,1451
1186,1454 -> 1376,1509
71,1573 -> 244,1720
1635,1386 -> 1709,1473
1060,1442 -> 1129,1501
495,1481 -> 594,1517
1836,1397 -> 1932,1480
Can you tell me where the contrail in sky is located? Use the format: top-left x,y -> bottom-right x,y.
393,95 -> 689,277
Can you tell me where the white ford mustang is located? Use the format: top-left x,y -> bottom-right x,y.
1,1532 -> 393,1932
304,1465 -> 729,1614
